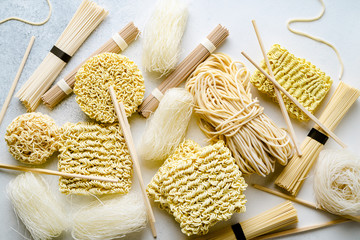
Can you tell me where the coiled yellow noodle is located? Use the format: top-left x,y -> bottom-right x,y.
186,53 -> 294,176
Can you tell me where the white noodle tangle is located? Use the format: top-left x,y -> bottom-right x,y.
186,53 -> 294,176
7,173 -> 67,240
139,88 -> 194,163
142,0 -> 188,75
314,149 -> 360,215
72,191 -> 147,240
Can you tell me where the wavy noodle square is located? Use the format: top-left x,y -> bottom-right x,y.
147,140 -> 247,236
58,122 -> 132,195
251,44 -> 333,121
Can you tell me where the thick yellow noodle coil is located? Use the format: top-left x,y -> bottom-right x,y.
74,52 -> 145,123
58,122 -> 133,195
251,44 -> 332,121
147,140 -> 247,236
5,112 -> 59,165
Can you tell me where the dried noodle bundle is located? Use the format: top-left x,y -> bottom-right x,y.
72,191 -> 147,240
186,53 -> 294,176
314,149 -> 360,215
139,88 -> 194,163
143,0 -> 188,75
5,112 -> 59,165
16,0 -> 108,111
7,173 -> 67,240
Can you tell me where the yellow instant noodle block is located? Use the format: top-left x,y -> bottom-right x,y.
58,122 -> 132,195
251,44 -> 332,121
147,139 -> 247,236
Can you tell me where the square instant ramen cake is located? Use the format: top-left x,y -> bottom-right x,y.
251,44 -> 333,121
58,122 -> 132,195
147,139 -> 247,236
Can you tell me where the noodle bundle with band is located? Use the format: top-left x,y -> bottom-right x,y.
186,53 -> 294,176
42,22 -> 140,109
143,0 -> 188,75
138,24 -> 229,118
195,201 -> 298,240
16,0 -> 108,111
314,149 -> 360,216
276,81 -> 360,196
251,44 -> 333,121
139,88 -> 194,163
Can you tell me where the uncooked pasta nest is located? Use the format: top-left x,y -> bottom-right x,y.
251,44 -> 333,121
58,122 -> 133,195
74,52 -> 145,123
147,139 -> 247,236
5,112 -> 59,165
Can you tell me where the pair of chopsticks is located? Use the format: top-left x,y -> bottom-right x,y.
252,184 -> 357,239
244,20 -> 346,149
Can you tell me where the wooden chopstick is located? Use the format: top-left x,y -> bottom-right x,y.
0,163 -> 118,183
253,218 -> 349,240
252,184 -> 360,223
109,86 -> 157,238
0,36 -> 35,126
241,51 -> 346,148
251,20 -> 301,156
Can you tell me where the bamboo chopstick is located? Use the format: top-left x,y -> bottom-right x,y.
254,219 -> 349,240
251,20 -> 301,156
252,184 -> 360,223
109,86 -> 157,238
241,52 -> 346,148
0,36 -> 35,126
0,163 -> 118,183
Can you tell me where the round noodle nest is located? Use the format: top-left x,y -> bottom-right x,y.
5,112 -> 59,165
74,52 -> 145,123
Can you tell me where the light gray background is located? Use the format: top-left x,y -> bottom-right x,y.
0,0 -> 359,239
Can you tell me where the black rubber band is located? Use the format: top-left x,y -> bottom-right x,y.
307,128 -> 329,145
231,223 -> 247,240
50,45 -> 71,63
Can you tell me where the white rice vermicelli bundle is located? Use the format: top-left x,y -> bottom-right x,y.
314,149 -> 360,215
72,191 -> 147,240
7,172 -> 67,240
139,88 -> 194,163
142,0 -> 188,75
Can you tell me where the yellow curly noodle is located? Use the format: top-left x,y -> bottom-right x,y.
186,53 -> 293,176
58,122 -> 133,195
5,112 -> 59,165
147,140 -> 247,236
74,52 -> 145,123
251,44 -> 332,121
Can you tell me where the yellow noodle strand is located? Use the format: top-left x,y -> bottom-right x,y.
287,0 -> 344,79
186,53 -> 294,176
0,0 -> 52,26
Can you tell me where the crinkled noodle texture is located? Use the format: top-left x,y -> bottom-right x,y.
147,140 -> 247,236
7,173 -> 67,240
251,44 -> 332,121
5,112 -> 59,165
58,122 -> 133,195
314,149 -> 360,215
74,52 -> 145,123
186,53 -> 294,176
